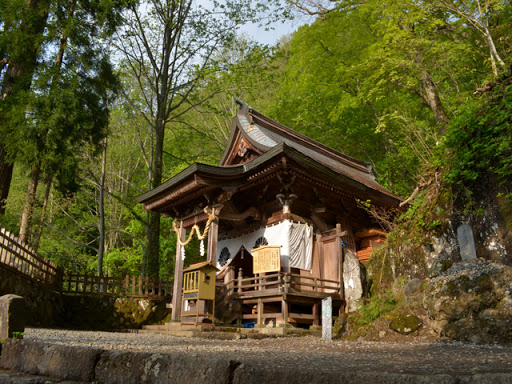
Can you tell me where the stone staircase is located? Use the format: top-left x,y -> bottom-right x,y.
140,322 -> 321,338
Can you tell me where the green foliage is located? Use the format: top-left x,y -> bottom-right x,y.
261,0 -> 497,196
443,77 -> 512,207
2,0 -> 512,284
11,331 -> 24,340
356,293 -> 398,326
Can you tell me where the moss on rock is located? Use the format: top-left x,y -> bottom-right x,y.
389,313 -> 423,335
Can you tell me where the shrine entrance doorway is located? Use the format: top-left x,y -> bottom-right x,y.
229,247 -> 253,279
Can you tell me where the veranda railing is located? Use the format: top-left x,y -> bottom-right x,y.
217,272 -> 341,297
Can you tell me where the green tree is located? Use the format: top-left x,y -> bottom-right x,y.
15,0 -> 125,245
117,0 -> 256,278
264,0 -> 502,195
427,0 -> 510,76
0,0 -> 51,214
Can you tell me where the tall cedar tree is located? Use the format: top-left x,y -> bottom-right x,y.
0,0 -> 51,214
16,0 -> 126,246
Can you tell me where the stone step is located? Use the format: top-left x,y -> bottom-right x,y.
140,324 -> 321,338
0,369 -> 87,384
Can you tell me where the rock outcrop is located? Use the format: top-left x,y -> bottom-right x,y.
424,259 -> 512,344
389,313 -> 423,335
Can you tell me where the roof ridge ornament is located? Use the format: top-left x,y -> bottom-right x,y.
234,97 -> 252,116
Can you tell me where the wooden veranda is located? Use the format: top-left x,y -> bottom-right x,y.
215,271 -> 342,327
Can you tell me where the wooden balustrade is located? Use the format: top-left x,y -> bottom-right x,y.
63,274 -> 172,298
288,273 -> 340,294
219,272 -> 341,297
0,228 -> 63,291
1,226 -> 171,299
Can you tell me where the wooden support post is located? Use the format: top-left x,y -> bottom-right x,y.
196,299 -> 199,325
336,224 -> 345,309
283,273 -> 290,294
171,221 -> 186,322
257,298 -> 263,326
312,303 -> 320,326
124,275 -> 129,295
207,217 -> 218,263
281,298 -> 288,326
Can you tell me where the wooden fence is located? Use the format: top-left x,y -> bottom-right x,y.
0,227 -> 172,300
0,228 -> 64,291
63,274 -> 172,298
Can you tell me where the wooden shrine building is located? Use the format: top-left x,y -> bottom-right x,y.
137,101 -> 401,328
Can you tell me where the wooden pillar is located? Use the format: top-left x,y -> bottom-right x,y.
336,224 -> 344,305
207,217 -> 218,263
312,302 -> 320,326
171,221 -> 186,322
257,298 -> 263,326
281,298 -> 288,326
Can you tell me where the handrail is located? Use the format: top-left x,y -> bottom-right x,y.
217,271 -> 342,297
288,273 -> 340,285
239,272 -> 281,283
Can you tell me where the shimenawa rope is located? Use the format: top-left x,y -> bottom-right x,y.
172,211 -> 216,247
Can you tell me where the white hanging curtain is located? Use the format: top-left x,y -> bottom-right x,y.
216,220 -> 313,273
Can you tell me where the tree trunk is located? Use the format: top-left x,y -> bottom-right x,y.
0,147 -> 13,215
33,175 -> 52,252
145,124 -> 165,278
420,70 -> 450,129
19,162 -> 41,244
97,137 -> 107,277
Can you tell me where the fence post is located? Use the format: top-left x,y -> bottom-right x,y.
124,275 -> 129,295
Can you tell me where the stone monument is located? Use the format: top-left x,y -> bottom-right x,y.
0,294 -> 25,339
322,296 -> 332,340
457,224 -> 477,261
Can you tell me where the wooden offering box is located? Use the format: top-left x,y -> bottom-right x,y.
182,261 -> 218,325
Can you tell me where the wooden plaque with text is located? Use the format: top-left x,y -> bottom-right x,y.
252,245 -> 281,274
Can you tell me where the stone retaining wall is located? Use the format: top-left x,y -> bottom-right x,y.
1,339 -> 512,384
0,265 -> 171,330
0,264 -> 64,327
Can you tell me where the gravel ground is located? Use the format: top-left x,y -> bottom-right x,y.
24,328 -> 512,376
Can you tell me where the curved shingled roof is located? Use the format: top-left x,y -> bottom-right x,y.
220,101 -> 396,199
137,101 -> 401,211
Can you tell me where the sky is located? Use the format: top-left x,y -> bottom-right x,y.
236,15 -> 311,46
237,20 -> 297,45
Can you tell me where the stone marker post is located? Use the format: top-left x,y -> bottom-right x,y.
0,294 -> 25,339
457,224 -> 477,261
322,296 -> 332,340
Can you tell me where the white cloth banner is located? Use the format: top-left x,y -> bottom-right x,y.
216,220 -> 313,273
